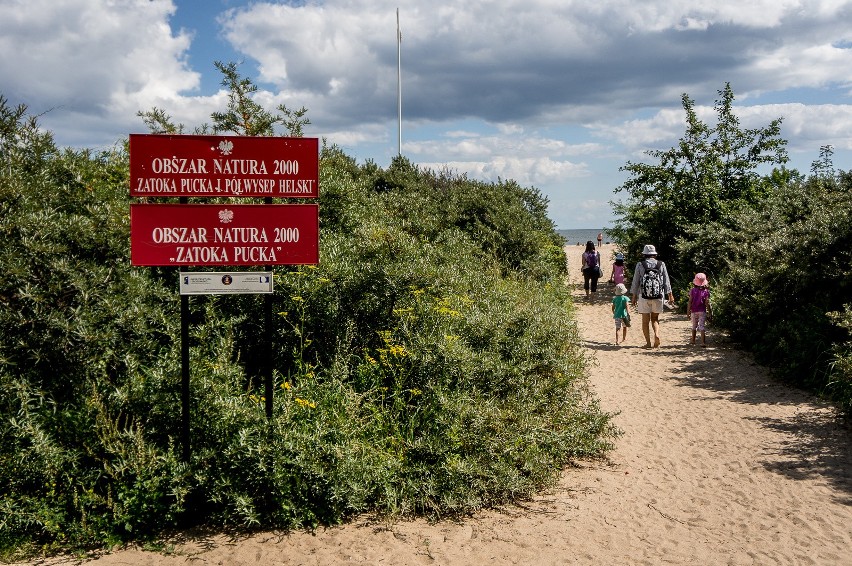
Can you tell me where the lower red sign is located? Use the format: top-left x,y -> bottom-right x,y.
131,204 -> 318,266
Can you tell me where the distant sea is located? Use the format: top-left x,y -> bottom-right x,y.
557,229 -> 614,246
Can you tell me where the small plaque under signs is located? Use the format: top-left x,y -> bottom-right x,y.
179,272 -> 273,295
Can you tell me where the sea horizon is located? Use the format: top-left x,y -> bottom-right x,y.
557,228 -> 614,246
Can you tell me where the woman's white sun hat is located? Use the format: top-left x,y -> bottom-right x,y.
642,244 -> 657,256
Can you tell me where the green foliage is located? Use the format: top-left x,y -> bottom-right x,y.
631,140 -> 852,413
0,90 -> 614,559
610,83 -> 788,283
0,95 -> 188,558
610,82 -> 852,416
136,107 -> 185,135
827,305 -> 852,413
365,157 -> 566,279
705,166 -> 852,412
210,61 -> 311,137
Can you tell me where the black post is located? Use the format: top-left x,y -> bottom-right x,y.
179,196 -> 191,461
264,292 -> 273,419
264,196 -> 274,419
180,292 -> 190,460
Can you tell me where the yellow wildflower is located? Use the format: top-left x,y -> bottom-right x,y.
389,344 -> 408,357
435,306 -> 461,317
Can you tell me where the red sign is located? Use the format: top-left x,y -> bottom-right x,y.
129,134 -> 318,198
130,204 -> 319,266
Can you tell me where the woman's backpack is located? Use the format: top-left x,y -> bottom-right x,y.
640,260 -> 664,299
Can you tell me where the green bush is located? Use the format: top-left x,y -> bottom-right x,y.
0,99 -> 614,559
707,168 -> 852,410
609,82 -> 852,414
610,84 -> 787,283
827,306 -> 852,414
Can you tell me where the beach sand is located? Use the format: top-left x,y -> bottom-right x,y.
24,244 -> 852,565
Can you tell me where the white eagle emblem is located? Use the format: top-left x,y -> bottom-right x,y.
218,209 -> 234,223
218,139 -> 234,155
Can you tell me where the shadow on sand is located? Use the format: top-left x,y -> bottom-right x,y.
649,338 -> 851,501
570,273 -> 852,500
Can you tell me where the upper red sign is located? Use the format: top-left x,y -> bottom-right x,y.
129,134 -> 319,198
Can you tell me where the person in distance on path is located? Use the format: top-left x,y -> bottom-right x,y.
581,240 -> 601,299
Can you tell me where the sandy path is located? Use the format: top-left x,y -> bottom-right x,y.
29,244 -> 852,565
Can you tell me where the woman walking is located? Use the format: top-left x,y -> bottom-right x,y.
581,241 -> 601,298
629,244 -> 674,348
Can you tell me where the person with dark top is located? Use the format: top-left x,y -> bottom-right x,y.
581,240 -> 601,298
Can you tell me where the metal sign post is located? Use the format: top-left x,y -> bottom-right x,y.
179,197 -> 190,462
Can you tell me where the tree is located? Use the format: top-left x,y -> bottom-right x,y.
136,107 -> 184,134
211,61 -> 310,137
138,61 -> 311,138
707,159 -> 852,413
810,144 -> 835,179
610,83 -> 788,283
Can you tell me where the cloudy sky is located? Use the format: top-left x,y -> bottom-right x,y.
2,0 -> 852,228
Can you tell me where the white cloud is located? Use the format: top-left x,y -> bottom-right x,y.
445,130 -> 482,138
418,156 -> 589,188
206,0 -> 852,133
747,42 -> 852,90
497,123 -> 525,135
739,103 -> 852,151
485,156 -> 590,185
0,0 -> 207,146
590,109 -> 692,153
591,101 -> 852,157
322,123 -> 390,148
407,131 -> 602,160
549,198 -> 614,228
4,0 -> 852,227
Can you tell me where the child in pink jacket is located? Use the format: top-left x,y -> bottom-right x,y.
609,252 -> 627,286
687,273 -> 711,346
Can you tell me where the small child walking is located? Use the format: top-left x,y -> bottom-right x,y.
687,273 -> 711,347
612,283 -> 630,345
609,252 -> 627,287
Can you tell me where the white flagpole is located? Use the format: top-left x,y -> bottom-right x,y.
397,8 -> 402,156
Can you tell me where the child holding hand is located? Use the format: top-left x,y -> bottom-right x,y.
687,273 -> 711,347
612,283 -> 630,345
